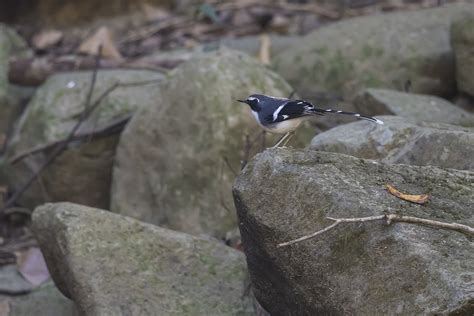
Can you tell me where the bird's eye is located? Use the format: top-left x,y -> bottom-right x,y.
247,97 -> 259,103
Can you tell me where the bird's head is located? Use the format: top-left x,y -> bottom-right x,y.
237,94 -> 266,112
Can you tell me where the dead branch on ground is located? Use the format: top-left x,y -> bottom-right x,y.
277,214 -> 474,248
0,49 -> 162,217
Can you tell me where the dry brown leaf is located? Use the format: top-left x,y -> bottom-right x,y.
259,34 -> 271,65
385,184 -> 429,205
78,26 -> 122,60
32,30 -> 63,50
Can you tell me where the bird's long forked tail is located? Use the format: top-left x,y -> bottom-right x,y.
312,108 -> 384,125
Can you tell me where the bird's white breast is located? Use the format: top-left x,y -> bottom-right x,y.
266,118 -> 306,134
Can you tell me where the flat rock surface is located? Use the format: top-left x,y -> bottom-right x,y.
233,149 -> 474,315
310,115 -> 474,170
32,202 -> 254,316
354,89 -> 474,126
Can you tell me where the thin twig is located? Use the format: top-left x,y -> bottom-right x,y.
7,78 -> 162,164
0,49 -> 103,216
222,156 -> 238,177
9,114 -> 132,167
277,214 -> 474,248
0,73 -> 164,215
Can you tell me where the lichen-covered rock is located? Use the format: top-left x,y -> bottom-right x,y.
451,13 -> 474,97
310,116 -> 474,170
32,202 -> 254,316
2,69 -> 165,209
354,89 -> 474,126
233,149 -> 474,315
273,3 -> 473,100
111,48 -> 312,238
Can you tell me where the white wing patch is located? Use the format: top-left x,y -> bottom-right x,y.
282,115 -> 289,119
273,102 -> 288,122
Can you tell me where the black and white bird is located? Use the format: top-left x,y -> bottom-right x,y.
237,94 -> 383,147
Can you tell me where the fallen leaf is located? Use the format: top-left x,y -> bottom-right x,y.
259,33 -> 271,65
32,30 -> 63,50
17,247 -> 50,287
385,184 -> 429,205
78,26 -> 122,60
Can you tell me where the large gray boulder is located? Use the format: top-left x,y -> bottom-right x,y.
273,3 -> 473,100
354,88 -> 474,126
451,13 -> 474,97
233,149 -> 474,315
32,202 -> 254,315
1,69 -> 164,209
111,48 -> 312,238
310,116 -> 474,171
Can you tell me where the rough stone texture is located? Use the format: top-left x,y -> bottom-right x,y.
451,13 -> 474,97
273,4 -> 473,100
354,88 -> 474,126
1,69 -> 164,209
233,149 -> 474,315
32,202 -> 254,316
310,116 -> 474,171
111,48 -> 313,238
6,281 -> 78,316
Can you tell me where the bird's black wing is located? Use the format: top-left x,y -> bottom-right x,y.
270,100 -> 324,123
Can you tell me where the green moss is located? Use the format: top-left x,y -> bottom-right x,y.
325,50 -> 354,89
361,45 -> 384,58
313,46 -> 329,55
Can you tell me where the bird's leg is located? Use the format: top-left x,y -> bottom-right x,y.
273,132 -> 291,148
281,131 -> 295,147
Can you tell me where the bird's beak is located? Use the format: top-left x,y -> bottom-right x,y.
237,99 -> 247,104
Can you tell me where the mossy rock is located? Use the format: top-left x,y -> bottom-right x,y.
354,88 -> 474,126
233,149 -> 474,315
111,48 -> 314,239
2,69 -> 165,209
451,13 -> 474,97
273,3 -> 474,100
32,202 -> 254,315
310,115 -> 474,170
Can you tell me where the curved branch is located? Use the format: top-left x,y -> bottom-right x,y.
277,214 -> 474,248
